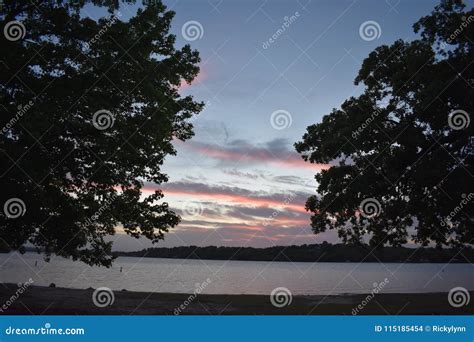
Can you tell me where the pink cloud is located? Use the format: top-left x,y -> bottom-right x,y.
163,189 -> 308,213
181,141 -> 330,171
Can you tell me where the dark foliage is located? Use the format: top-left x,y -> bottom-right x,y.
0,0 -> 203,266
295,0 -> 473,247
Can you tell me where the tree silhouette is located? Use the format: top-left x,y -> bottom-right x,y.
296,0 -> 473,248
0,0 -> 203,266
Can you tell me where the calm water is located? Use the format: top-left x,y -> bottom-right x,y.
0,252 -> 472,295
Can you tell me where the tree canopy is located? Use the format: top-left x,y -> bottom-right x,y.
0,0 -> 203,266
296,0 -> 473,248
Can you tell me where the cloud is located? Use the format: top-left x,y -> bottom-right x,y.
138,138 -> 331,247
179,138 -> 330,170
272,175 -> 310,185
223,169 -> 311,185
139,180 -> 318,244
146,180 -> 311,214
175,220 -> 317,244
223,169 -> 268,180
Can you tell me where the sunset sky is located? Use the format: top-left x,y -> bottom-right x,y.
86,0 -> 444,251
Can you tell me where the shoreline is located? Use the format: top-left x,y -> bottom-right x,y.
1,284 -> 472,315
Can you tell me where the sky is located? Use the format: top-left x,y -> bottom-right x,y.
85,0 -> 451,251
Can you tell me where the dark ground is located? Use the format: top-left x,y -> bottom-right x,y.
0,284 -> 472,315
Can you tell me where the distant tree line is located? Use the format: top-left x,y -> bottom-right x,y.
112,243 -> 473,263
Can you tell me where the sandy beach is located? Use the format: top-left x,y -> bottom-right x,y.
0,284 -> 472,315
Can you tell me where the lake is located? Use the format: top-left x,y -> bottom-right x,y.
0,252 -> 472,295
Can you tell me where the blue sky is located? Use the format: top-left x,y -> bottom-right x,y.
83,0 -> 457,251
